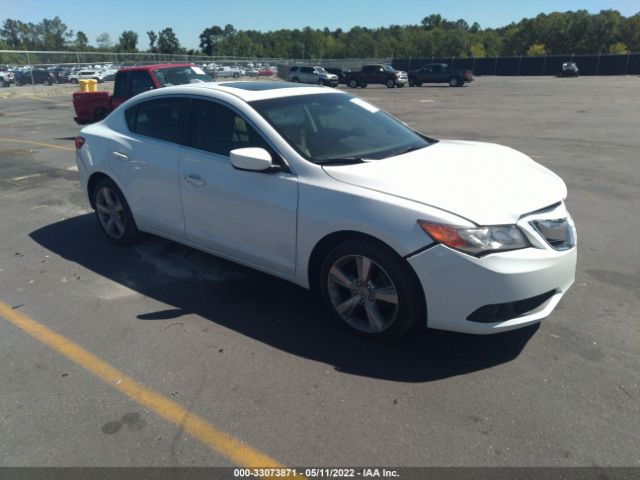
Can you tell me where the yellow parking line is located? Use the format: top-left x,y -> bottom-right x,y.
0,137 -> 75,152
0,299 -> 284,469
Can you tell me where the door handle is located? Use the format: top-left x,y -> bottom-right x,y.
112,151 -> 129,161
184,174 -> 206,187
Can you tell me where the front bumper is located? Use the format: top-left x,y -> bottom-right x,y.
407,203 -> 577,334
408,244 -> 576,334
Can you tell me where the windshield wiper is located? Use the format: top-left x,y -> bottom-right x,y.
315,157 -> 366,166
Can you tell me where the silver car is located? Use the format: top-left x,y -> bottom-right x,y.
289,66 -> 339,87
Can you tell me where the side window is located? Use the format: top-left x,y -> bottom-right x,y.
113,71 -> 130,98
301,67 -> 313,73
130,97 -> 188,144
130,71 -> 156,96
190,99 -> 269,156
125,105 -> 137,131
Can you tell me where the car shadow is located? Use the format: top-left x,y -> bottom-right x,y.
30,214 -> 538,383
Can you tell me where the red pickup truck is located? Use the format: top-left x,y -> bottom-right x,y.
73,63 -> 211,124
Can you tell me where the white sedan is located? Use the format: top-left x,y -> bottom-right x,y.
75,81 -> 576,339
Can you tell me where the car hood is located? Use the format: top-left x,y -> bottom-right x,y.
322,140 -> 567,225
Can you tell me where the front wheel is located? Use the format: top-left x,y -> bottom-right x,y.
397,83 -> 404,88
320,238 -> 424,340
317,79 -> 325,86
386,79 -> 395,88
348,79 -> 358,88
92,178 -> 140,245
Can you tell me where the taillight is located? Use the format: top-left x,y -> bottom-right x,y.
74,136 -> 86,150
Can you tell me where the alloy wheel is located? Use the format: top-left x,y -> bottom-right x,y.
95,186 -> 126,239
326,254 -> 399,333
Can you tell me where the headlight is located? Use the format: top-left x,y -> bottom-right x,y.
418,220 -> 530,256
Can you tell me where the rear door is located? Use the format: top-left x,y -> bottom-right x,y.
109,96 -> 189,239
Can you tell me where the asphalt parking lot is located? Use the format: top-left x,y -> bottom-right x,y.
0,76 -> 638,468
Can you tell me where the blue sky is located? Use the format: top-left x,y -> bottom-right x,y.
2,0 -> 639,50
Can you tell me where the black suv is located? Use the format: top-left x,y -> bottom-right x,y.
559,62 -> 579,77
15,69 -> 58,86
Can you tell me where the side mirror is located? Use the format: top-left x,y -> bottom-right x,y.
230,147 -> 273,172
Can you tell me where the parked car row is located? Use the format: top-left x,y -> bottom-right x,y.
286,63 -> 474,89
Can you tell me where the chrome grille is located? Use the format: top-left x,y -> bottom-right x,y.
530,216 -> 576,251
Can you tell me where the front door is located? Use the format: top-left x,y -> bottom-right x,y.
179,99 -> 298,276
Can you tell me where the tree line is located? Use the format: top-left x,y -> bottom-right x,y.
1,10 -> 639,59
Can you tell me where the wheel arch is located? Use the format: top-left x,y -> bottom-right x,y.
308,230 -> 428,328
307,230 -> 416,292
86,171 -> 127,209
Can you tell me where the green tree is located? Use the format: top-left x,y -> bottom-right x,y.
96,32 -> 112,50
76,31 -> 89,49
157,27 -> 180,54
147,30 -> 157,52
117,30 -> 138,52
470,43 -> 486,57
199,25 -> 224,55
1,19 -> 22,49
608,41 -> 628,53
526,43 -> 546,56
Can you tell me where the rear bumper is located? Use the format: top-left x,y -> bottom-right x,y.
407,244 -> 576,334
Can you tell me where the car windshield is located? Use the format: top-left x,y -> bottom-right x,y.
250,93 -> 432,163
383,65 -> 397,72
315,67 -> 328,73
154,66 -> 211,86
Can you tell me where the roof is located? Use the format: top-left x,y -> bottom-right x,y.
159,80 -> 344,102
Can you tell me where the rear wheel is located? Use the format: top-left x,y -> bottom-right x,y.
320,238 -> 424,340
448,76 -> 460,87
92,178 -> 140,245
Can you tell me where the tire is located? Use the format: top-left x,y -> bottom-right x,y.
320,238 -> 424,340
317,79 -> 325,86
448,76 -> 460,87
92,178 -> 141,245
397,83 -> 404,88
0,79 -> 8,88
360,83 -> 367,88
408,78 -> 415,87
386,79 -> 395,88
292,77 -> 300,83
348,78 -> 358,88
71,78 -> 78,84
233,72 -> 240,79
43,80 -> 50,86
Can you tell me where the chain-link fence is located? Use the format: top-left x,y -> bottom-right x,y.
392,53 -> 640,76
1,49 -> 638,89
